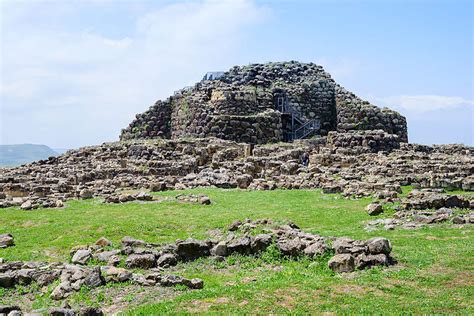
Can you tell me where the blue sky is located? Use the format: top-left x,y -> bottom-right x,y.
1,0 -> 472,148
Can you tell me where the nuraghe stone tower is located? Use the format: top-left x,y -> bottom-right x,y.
121,61 -> 408,144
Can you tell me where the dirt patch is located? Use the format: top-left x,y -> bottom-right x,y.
330,283 -> 387,299
186,296 -> 233,313
443,270 -> 474,288
330,284 -> 367,297
98,285 -> 176,314
274,287 -> 299,309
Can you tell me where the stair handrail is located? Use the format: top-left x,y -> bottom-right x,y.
276,96 -> 320,140
293,119 -> 321,139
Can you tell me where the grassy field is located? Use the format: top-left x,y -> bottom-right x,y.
0,189 -> 473,314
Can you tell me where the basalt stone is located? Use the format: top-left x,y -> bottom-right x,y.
0,234 -> 14,248
95,237 -> 112,247
93,250 -> 121,262
0,306 -> 21,314
176,239 -> 210,261
277,237 -> 305,257
102,266 -> 133,283
20,200 -> 33,210
328,254 -> 355,273
303,242 -> 327,257
83,267 -> 104,288
211,241 -> 228,257
71,249 -> 92,265
227,237 -> 252,255
366,203 -> 383,216
157,274 -> 203,289
126,254 -> 156,269
0,273 -> 15,288
156,253 -> 178,267
355,253 -> 389,269
452,216 -> 466,224
149,181 -> 168,192
78,307 -> 104,316
228,220 -> 242,231
251,234 -> 272,253
367,237 -> 392,255
122,236 -> 147,248
79,189 -> 93,199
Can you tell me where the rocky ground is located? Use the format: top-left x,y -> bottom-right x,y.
0,131 -> 473,314
365,190 -> 473,231
1,219 -> 394,314
1,130 -> 472,212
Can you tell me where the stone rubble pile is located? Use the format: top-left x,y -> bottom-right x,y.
366,208 -> 474,231
327,130 -> 401,153
66,219 -> 395,274
104,191 -> 153,203
0,259 -> 203,302
0,304 -> 103,316
175,193 -> 211,205
400,190 -> 471,210
0,219 -> 396,308
365,190 -> 473,231
0,137 -> 472,209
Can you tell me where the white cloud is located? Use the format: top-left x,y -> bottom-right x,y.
367,94 -> 474,115
1,0 -> 268,148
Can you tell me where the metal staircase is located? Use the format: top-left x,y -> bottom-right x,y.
276,96 -> 320,141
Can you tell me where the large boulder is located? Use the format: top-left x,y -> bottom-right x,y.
121,236 -> 147,248
0,273 -> 16,288
71,249 -> 92,265
102,266 -> 132,283
0,306 -> 21,314
227,237 -> 252,255
355,253 -> 389,269
366,203 -> 383,216
277,237 -> 305,257
211,241 -> 228,257
125,254 -> 156,269
95,237 -> 112,247
328,254 -> 355,273
303,242 -> 327,257
0,234 -> 14,248
176,238 -> 210,261
79,189 -> 93,199
156,253 -> 178,267
20,200 -> 33,210
367,237 -> 392,254
251,234 -> 273,253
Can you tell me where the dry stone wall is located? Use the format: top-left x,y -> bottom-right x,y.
121,61 -> 407,144
336,86 -> 408,142
327,130 -> 401,153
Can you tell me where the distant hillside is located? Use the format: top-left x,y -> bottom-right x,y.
0,144 -> 58,167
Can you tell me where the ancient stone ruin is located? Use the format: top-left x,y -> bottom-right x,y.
0,219 -> 395,307
120,61 -> 408,144
0,60 -> 472,314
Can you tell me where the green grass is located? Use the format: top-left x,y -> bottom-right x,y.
1,189 -> 473,314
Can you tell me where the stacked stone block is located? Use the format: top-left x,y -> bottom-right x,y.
121,61 -> 407,144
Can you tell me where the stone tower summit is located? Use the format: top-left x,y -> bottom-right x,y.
121,61 -> 407,144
